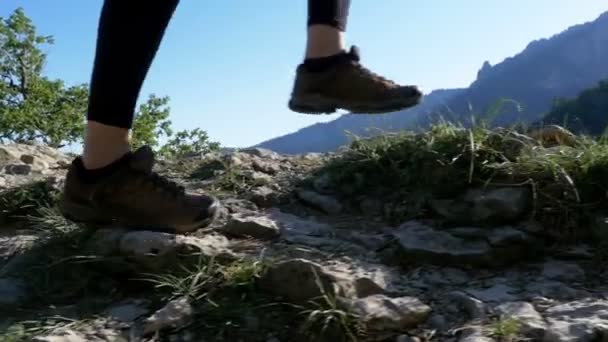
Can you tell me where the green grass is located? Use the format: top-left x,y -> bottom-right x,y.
0,181 -> 59,224
318,122 -> 608,240
490,318 -> 521,341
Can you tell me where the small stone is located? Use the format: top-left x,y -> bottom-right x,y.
448,291 -> 486,319
221,213 -> 281,240
345,294 -> 431,331
20,154 -> 35,164
249,186 -> 278,208
266,209 -> 332,237
4,164 -> 32,175
296,189 -> 342,214
541,260 -> 585,282
143,297 -> 193,335
243,170 -> 273,184
0,277 -> 25,306
494,301 -> 546,338
252,159 -> 281,175
0,177 -> 5,187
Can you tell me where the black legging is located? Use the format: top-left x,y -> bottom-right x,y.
87,0 -> 351,129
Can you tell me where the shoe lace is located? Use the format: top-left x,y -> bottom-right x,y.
346,46 -> 397,87
353,63 -> 397,86
146,172 -> 186,197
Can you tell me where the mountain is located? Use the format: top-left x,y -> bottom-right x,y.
257,88 -> 463,154
420,11 -> 608,129
258,11 -> 608,154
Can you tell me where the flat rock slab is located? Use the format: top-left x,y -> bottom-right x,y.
543,299 -> 608,342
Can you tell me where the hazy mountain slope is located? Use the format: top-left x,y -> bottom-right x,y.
256,88 -> 463,154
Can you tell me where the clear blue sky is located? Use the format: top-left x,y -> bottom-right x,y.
1,1 -> 607,148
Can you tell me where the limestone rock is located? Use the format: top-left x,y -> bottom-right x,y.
296,189 -> 342,214
249,186 -> 278,208
143,297 -> 193,335
432,187 -> 530,224
265,208 -> 332,238
494,301 -> 546,338
383,221 -> 493,266
90,229 -> 235,271
541,260 -> 585,282
221,213 -> 281,240
543,299 -> 608,341
257,258 -> 383,303
252,158 -> 281,175
344,294 -> 431,331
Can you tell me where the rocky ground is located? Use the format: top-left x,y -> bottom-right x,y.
1,128 -> 608,341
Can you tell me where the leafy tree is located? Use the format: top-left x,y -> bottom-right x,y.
541,79 -> 608,136
0,8 -> 88,147
0,8 -> 221,155
159,127 -> 221,158
130,94 -> 173,150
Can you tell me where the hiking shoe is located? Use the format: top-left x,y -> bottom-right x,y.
59,146 -> 220,233
288,46 -> 423,115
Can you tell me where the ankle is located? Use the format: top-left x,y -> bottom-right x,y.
82,121 -> 131,170
305,25 -> 345,59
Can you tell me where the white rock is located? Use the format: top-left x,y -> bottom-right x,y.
494,301 -> 546,338
345,294 -> 431,331
221,213 -> 280,240
543,299 -> 608,342
143,297 -> 193,335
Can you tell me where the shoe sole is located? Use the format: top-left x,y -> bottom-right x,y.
59,196 -> 221,234
288,93 -> 423,115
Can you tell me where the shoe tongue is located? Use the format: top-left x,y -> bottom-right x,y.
347,45 -> 361,62
129,145 -> 155,173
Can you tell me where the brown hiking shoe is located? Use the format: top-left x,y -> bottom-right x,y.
288,46 -> 423,115
59,146 -> 220,233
